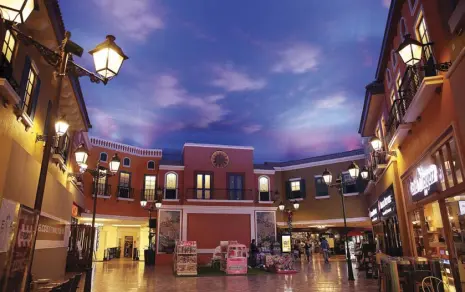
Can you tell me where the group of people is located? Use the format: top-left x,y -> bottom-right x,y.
292,237 -> 330,263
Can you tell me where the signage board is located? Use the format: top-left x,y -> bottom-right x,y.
2,205 -> 39,292
378,187 -> 396,218
281,235 -> 291,253
460,201 -> 465,216
409,164 -> 440,201
71,204 -> 79,218
0,199 -> 18,253
369,202 -> 379,223
37,215 -> 66,241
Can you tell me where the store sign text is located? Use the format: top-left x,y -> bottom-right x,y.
369,207 -> 378,222
409,165 -> 438,197
382,208 -> 393,216
379,195 -> 393,210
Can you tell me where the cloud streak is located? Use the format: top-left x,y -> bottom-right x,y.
211,65 -> 266,92
272,43 -> 320,74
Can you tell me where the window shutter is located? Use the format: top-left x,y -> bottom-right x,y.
19,56 -> 31,103
28,77 -> 40,120
285,181 -> 291,200
300,179 -> 306,198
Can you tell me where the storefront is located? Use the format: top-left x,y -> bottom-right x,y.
369,186 -> 403,257
402,127 -> 465,290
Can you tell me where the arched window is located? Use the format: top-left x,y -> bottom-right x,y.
165,172 -> 178,199
391,50 -> 398,68
147,160 -> 155,170
123,157 -> 131,167
99,152 -> 108,162
399,18 -> 408,40
258,176 -> 270,201
386,69 -> 392,87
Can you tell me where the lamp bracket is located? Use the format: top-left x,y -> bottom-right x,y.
375,150 -> 397,157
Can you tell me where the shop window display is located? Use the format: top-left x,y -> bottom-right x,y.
446,195 -> 465,288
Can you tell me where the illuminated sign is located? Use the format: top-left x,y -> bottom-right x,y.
409,165 -> 438,198
378,187 -> 396,218
382,208 -> 393,216
282,235 -> 291,253
369,203 -> 379,223
379,195 -> 392,210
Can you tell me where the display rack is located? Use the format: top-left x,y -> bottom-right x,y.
174,241 -> 198,276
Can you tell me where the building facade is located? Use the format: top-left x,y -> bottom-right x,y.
359,0 -> 465,289
81,138 -> 370,265
0,0 -> 91,281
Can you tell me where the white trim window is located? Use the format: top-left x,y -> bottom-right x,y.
123,157 -> 131,167
147,160 -> 155,170
391,50 -> 398,68
258,176 -> 271,201
291,181 -> 300,192
99,152 -> 108,162
2,30 -> 16,63
416,12 -> 433,63
143,175 -> 156,201
408,0 -> 419,15
314,175 -> 329,199
165,172 -> 178,199
399,18 -> 408,40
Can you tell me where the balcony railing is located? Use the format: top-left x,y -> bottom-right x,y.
116,186 -> 134,199
385,98 -> 407,145
92,183 -> 112,197
186,188 -> 253,200
370,150 -> 388,176
0,53 -> 20,95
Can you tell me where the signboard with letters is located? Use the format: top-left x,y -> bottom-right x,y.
378,187 -> 396,218
37,215 -> 66,241
1,204 -> 39,292
281,235 -> 291,253
369,202 -> 380,223
409,164 -> 440,201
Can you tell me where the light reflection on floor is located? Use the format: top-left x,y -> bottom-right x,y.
88,255 -> 378,292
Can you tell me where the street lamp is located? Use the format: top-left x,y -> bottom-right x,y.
396,34 -> 451,71
278,200 -> 300,234
322,162 -> 368,281
369,136 -> 397,157
0,0 -> 34,24
140,187 -> 163,265
3,11 -> 127,291
69,149 -> 121,292
360,166 -> 369,180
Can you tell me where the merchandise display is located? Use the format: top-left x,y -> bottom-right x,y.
265,254 -> 297,274
174,241 -> 198,276
226,243 -> 248,274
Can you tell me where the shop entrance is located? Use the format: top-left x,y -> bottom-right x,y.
124,236 -> 134,258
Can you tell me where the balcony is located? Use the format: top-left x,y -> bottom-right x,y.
186,188 -> 254,202
371,151 -> 388,176
92,183 -> 112,199
116,186 -> 134,201
0,54 -> 21,107
385,66 -> 443,149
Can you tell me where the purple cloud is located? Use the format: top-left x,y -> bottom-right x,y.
272,43 -> 320,74
243,124 -> 262,134
211,65 -> 266,92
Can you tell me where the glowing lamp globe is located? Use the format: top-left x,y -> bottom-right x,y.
89,35 -> 128,80
360,166 -> 369,180
348,162 -> 360,179
109,153 -> 121,174
293,201 -> 300,210
55,119 -> 69,137
140,199 -> 147,208
74,144 -> 89,166
278,202 -> 285,211
322,168 -> 333,186
370,136 -> 383,152
397,34 -> 423,66
0,0 -> 34,23
155,200 -> 162,209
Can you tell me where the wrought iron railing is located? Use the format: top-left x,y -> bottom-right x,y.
186,188 -> 253,200
371,150 -> 388,170
0,53 -> 20,95
92,183 -> 111,197
385,98 -> 407,145
116,186 -> 134,199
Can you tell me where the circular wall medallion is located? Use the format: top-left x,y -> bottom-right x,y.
211,150 -> 229,168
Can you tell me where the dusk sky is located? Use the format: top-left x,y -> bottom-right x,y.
60,0 -> 390,162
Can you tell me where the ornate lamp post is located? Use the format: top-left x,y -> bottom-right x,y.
140,187 -> 163,265
71,146 -> 121,291
0,3 -> 127,290
321,161 -> 366,281
278,200 -> 300,234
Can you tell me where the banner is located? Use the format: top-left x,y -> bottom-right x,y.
157,210 -> 181,253
0,199 -> 18,253
1,205 -> 39,292
37,215 -> 66,241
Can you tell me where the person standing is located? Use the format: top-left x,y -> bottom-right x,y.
250,239 -> 259,267
321,238 -> 330,263
305,241 -> 312,262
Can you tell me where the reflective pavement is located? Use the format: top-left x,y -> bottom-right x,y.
88,255 -> 378,292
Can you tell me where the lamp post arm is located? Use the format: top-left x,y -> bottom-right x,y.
67,59 -> 108,84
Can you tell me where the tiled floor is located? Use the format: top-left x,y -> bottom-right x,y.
88,256 -> 379,292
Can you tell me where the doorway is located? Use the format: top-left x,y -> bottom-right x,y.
124,236 -> 133,258
228,174 -> 244,200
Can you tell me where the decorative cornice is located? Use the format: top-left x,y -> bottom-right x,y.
159,165 -> 185,171
90,137 -> 162,157
273,154 -> 365,171
254,169 -> 275,175
184,143 -> 254,150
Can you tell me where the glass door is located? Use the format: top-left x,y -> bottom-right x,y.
228,174 -> 243,200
